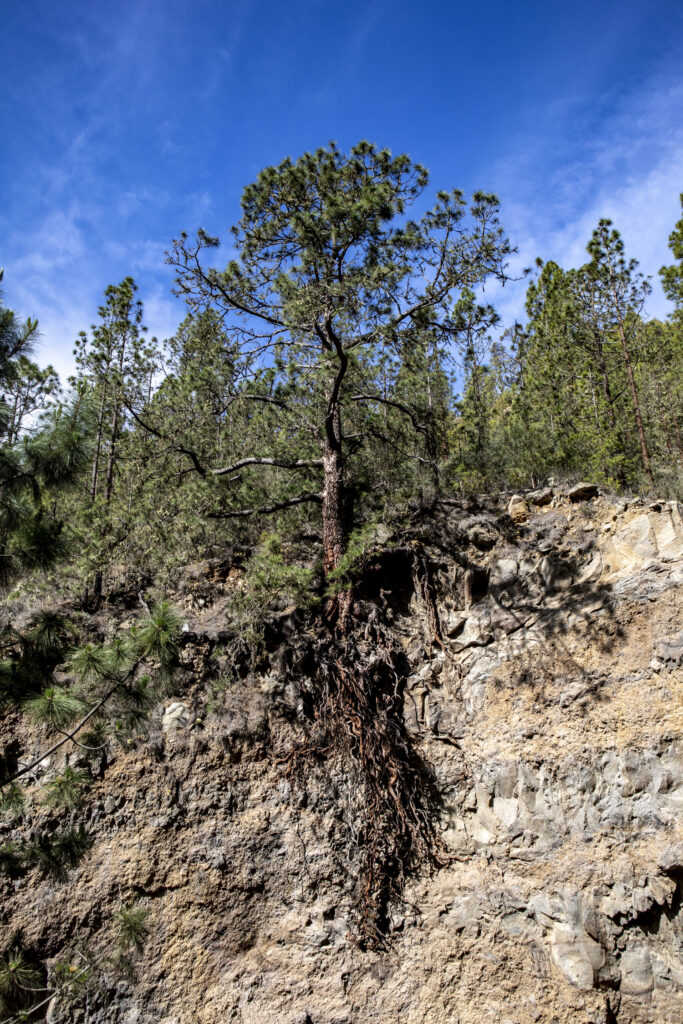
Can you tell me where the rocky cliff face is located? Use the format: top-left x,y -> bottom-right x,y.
2,489 -> 683,1024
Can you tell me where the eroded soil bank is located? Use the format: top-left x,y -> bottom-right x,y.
2,488 -> 683,1023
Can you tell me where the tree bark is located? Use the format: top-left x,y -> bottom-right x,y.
92,399 -> 119,610
591,329 -> 628,486
322,434 -> 344,577
93,336 -> 127,610
82,386 -> 109,611
593,332 -> 618,432
320,327 -> 352,629
90,386 -> 108,501
588,368 -> 608,479
322,428 -> 352,627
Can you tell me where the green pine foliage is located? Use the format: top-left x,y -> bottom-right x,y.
69,643 -> 111,683
0,783 -> 26,820
0,277 -> 92,588
0,945 -> 42,1016
23,687 -> 84,730
114,900 -> 151,953
0,140 -> 680,992
132,601 -> 183,665
0,842 -> 25,879
660,193 -> 683,315
25,826 -> 94,880
43,767 -> 91,811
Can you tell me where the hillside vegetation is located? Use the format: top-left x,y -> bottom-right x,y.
1,142 -> 682,1023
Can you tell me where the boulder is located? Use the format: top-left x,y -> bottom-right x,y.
467,522 -> 498,550
566,482 -> 599,502
537,555 -> 573,591
528,512 -> 570,554
162,701 -> 191,731
657,843 -> 683,872
528,486 -> 553,506
549,921 -> 605,990
601,513 -> 659,575
490,557 -> 518,588
650,501 -> 683,559
599,503 -> 683,582
620,949 -> 654,995
508,495 -> 530,524
654,632 -> 683,668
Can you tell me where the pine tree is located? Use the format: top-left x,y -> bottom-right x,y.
585,221 -> 653,484
660,193 -> 683,317
658,194 -> 683,466
72,278 -> 159,608
515,258 -> 627,484
167,141 -> 513,622
0,273 -> 91,584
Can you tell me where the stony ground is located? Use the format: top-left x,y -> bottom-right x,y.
2,488 -> 682,1024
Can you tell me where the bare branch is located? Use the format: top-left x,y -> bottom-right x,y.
207,490 -> 323,518
242,394 -> 292,411
124,401 -> 208,477
349,394 -> 429,435
210,456 -> 323,477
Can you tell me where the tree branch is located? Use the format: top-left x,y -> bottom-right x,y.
242,394 -> 292,411
349,394 -> 429,434
207,490 -> 323,518
124,401 -> 208,478
3,681 -> 122,786
210,456 -> 323,477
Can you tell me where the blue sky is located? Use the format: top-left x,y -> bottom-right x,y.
1,0 -> 682,382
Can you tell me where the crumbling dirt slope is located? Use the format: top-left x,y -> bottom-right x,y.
2,488 -> 682,1024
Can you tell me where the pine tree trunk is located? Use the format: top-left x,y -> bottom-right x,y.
592,331 -> 627,485
102,404 -> 119,505
425,348 -> 441,498
93,399 -> 121,609
322,438 -> 344,577
593,332 -> 618,433
82,388 -> 108,611
321,336 -> 351,629
603,261 -> 654,485
654,373 -> 682,461
90,380 -> 112,502
588,369 -> 608,479
322,405 -> 352,627
9,397 -> 18,446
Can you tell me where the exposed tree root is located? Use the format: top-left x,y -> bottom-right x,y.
281,543 -> 453,948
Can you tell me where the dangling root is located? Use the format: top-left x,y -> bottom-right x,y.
411,543 -> 460,665
316,610 -> 449,946
280,543 -> 455,948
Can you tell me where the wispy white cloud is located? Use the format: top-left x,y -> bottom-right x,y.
2,197 -> 184,384
2,6 -> 681,390
2,140 -> 213,382
488,69 -> 683,327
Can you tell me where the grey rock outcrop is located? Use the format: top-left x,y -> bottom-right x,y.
566,482 -> 600,501
2,492 -> 682,1023
161,702 -> 191,731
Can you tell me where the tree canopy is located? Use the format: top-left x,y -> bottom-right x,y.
166,141 -> 513,614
